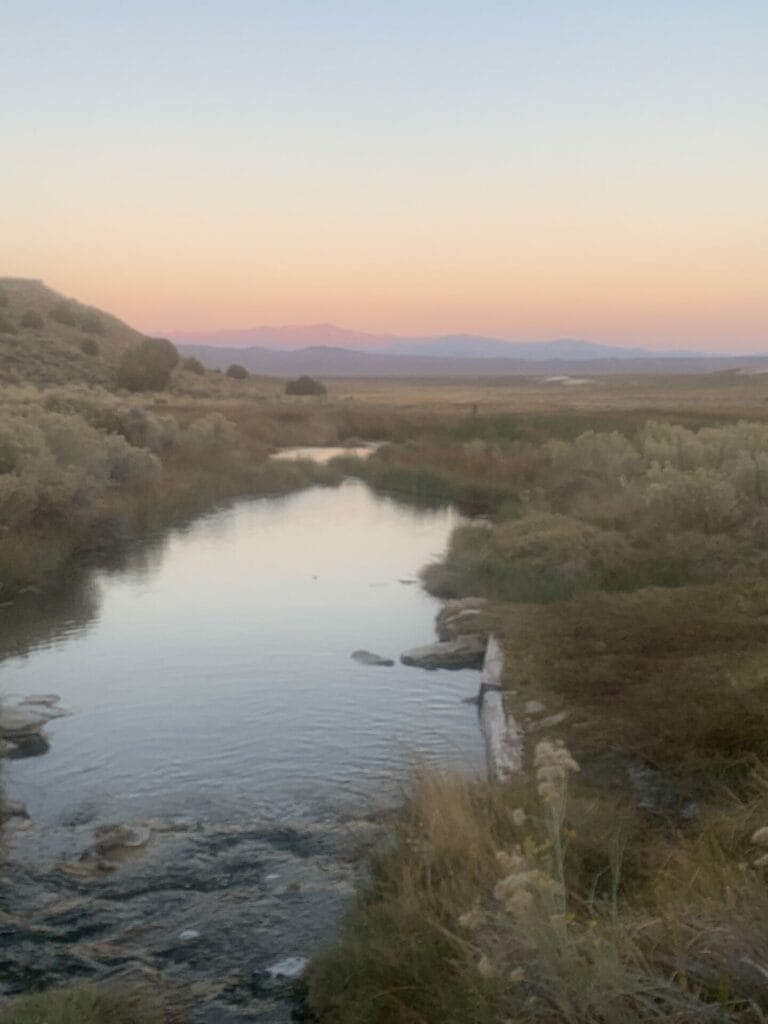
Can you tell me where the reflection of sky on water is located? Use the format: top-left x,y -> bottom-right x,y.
272,445 -> 374,464
1,480 -> 484,826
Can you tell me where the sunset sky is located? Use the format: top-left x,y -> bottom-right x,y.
2,2 -> 766,351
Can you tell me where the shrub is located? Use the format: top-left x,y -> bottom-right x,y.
226,363 -> 248,380
20,309 -> 44,330
644,464 -> 741,533
182,355 -> 206,376
80,312 -> 105,335
0,405 -> 161,529
0,313 -> 18,335
80,337 -> 100,356
116,337 -> 179,392
147,337 -> 179,368
180,412 -> 241,453
42,391 -> 177,453
51,300 -> 79,327
286,374 -> 326,396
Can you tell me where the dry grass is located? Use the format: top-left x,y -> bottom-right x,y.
499,579 -> 768,788
0,984 -> 165,1024
324,372 -> 768,422
307,388 -> 768,1024
308,764 -> 768,1024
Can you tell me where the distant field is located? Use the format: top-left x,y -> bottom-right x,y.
322,372 -> 768,418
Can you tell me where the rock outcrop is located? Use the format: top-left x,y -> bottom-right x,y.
400,634 -> 486,670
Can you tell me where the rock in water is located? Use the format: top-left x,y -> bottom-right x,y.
0,706 -> 51,737
22,694 -> 62,707
2,799 -> 29,819
92,823 -> 152,856
400,635 -> 486,670
267,957 -> 308,980
0,695 -> 70,746
351,650 -> 395,667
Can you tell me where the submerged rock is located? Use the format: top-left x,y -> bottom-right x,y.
61,823 -> 155,877
2,799 -> 30,820
92,823 -> 152,856
2,816 -> 362,1018
400,634 -> 486,670
266,956 -> 308,979
351,650 -> 395,667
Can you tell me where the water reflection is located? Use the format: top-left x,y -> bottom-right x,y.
272,444 -> 376,463
0,573 -> 100,666
0,477 -> 486,1020
1,481 -> 484,828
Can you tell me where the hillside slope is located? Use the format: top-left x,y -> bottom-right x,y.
0,278 -> 149,386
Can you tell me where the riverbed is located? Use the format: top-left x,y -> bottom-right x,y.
0,469 -> 485,1021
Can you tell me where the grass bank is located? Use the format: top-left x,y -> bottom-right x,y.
308,765 -> 768,1023
308,414 -> 768,1023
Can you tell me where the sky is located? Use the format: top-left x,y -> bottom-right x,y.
1,1 -> 766,351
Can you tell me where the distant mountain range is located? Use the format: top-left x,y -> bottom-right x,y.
168,323 -> 768,378
167,323 -> 705,361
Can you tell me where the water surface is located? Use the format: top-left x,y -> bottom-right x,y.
0,475 -> 484,1020
3,480 -> 483,825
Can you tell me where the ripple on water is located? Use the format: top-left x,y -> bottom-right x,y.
0,477 -> 485,1016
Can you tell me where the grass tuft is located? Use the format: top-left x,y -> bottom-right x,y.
0,984 -> 164,1024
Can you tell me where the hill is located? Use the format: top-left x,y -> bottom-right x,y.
0,278 -> 152,387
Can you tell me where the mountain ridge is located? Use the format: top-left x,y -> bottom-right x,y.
165,323 -> 713,360
176,341 -> 768,379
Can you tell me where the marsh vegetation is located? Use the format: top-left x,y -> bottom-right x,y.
4,365 -> 768,1023
307,404 -> 768,1024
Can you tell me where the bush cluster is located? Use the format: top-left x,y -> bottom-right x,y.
226,363 -> 248,380
285,375 -> 326,396
0,405 -> 160,529
0,390 -> 254,543
116,337 -> 179,391
182,355 -> 206,376
354,420 -> 768,601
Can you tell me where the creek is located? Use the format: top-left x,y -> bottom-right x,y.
0,457 -> 484,1022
